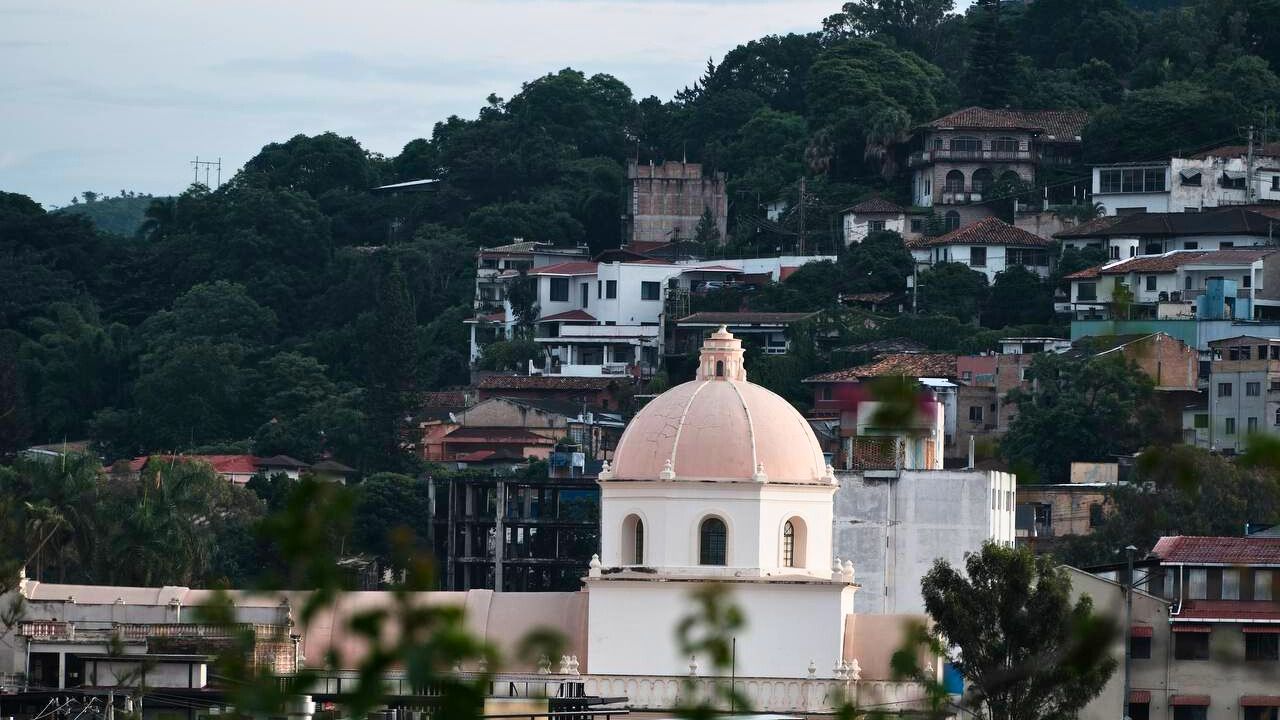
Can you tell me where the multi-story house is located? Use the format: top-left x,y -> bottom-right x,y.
468,254 -> 832,377
623,158 -> 727,252
909,107 -> 1089,231
1057,207 -> 1278,261
915,217 -> 1055,283
1063,248 -> 1280,322
473,240 -> 589,313
1092,143 -> 1280,216
1206,335 -> 1280,452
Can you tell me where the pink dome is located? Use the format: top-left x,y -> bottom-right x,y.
608,328 -> 831,485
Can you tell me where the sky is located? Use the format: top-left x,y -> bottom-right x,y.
0,1 -> 972,208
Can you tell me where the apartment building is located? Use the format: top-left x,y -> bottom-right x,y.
1091,143 -> 1280,216
909,107 -> 1088,230
1206,335 -> 1280,452
1057,208 -> 1278,263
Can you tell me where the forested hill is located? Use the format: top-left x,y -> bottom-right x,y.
3,0 -> 1279,474
54,192 -> 160,237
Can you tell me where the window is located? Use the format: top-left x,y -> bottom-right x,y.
1130,703 -> 1150,720
944,170 -> 965,193
549,277 -> 570,302
1246,633 -> 1279,661
1181,170 -> 1202,187
622,515 -> 644,565
1077,282 -> 1097,302
1130,635 -> 1152,659
715,360 -> 724,377
1185,241 -> 1198,250
581,282 -> 589,308
606,280 -> 617,299
970,246 -> 987,267
1145,275 -> 1157,292
782,521 -> 795,567
1221,241 -> 1235,248
821,385 -> 833,401
1194,414 -> 1209,429
1273,175 -> 1280,191
1008,248 -> 1049,267
1099,167 -> 1168,194
1219,382 -> 1233,397
1257,570 -> 1274,601
869,220 -> 886,232
1275,408 -> 1280,426
1244,708 -> 1279,720
992,137 -> 1019,154
944,211 -> 961,231
1174,631 -> 1210,660
969,405 -> 984,422
972,168 -> 994,193
1186,275 -> 1194,289
640,281 -> 660,301
1188,568 -> 1208,599
1222,172 -> 1247,189
951,136 -> 981,155
1111,245 -> 1120,259
1145,242 -> 1163,255
1227,417 -> 1237,435
1248,382 -> 1262,396
1223,569 -> 1241,600
1250,417 -> 1260,433
699,517 -> 727,565
910,218 -> 923,232
1088,503 -> 1104,527
596,280 -> 602,299
1173,707 -> 1207,720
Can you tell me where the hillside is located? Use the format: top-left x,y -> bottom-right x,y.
54,192 -> 159,237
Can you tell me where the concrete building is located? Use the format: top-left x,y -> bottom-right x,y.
418,396 -> 625,464
1063,248 -> 1280,322
908,107 -> 1088,229
623,159 -> 727,251
839,197 -> 924,246
833,468 -> 1017,615
1091,144 -> 1280,216
1206,335 -> 1280,452
473,240 -> 589,314
1015,462 -> 1118,549
670,311 -> 818,357
917,217 -> 1054,283
1056,208 -> 1279,262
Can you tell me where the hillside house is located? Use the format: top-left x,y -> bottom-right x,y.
839,197 -> 925,246
908,107 -> 1088,230
1057,207 -> 1279,262
1091,143 -> 1280,215
917,217 -> 1054,282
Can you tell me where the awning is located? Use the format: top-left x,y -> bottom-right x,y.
1223,170 -> 1246,180
1242,626 -> 1280,634
1179,169 -> 1202,180
1172,624 -> 1212,633
1129,690 -> 1152,704
1242,697 -> 1280,708
1170,695 -> 1211,707
1131,625 -> 1154,638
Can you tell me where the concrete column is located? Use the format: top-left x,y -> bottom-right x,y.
57,652 -> 65,690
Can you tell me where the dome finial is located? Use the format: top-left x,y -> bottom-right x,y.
697,325 -> 747,381
660,458 -> 676,480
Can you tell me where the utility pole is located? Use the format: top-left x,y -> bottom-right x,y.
797,176 -> 807,255
1122,544 -> 1137,720
1247,126 -> 1258,204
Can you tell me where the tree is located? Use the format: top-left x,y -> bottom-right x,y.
692,207 -> 721,247
982,266 -> 1052,328
840,230 -> 915,293
365,260 -> 419,471
963,0 -> 1017,107
922,542 -> 1118,720
351,473 -> 433,565
236,132 -> 375,198
1082,82 -> 1240,163
917,262 -> 990,323
824,0 -> 957,58
1002,353 -> 1160,483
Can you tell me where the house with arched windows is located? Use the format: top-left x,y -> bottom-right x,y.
908,107 -> 1089,229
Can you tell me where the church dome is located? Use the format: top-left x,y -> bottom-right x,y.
606,327 -> 833,485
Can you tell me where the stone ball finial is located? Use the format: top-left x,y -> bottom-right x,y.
832,556 -> 843,577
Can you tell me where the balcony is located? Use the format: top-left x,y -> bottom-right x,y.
910,149 -> 1033,166
940,190 -> 985,204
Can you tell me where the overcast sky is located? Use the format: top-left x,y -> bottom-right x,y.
1,1 -> 972,208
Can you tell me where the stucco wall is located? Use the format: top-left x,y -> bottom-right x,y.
833,470 -> 1014,615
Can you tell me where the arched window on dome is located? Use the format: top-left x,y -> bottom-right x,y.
699,517 -> 727,566
622,514 -> 644,565
782,517 -> 807,568
715,360 -> 725,377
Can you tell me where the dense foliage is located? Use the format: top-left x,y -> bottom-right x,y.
5,0 -> 1280,472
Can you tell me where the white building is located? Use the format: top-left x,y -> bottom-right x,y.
1057,207 -> 1278,261
1091,143 -> 1280,216
468,253 -> 834,376
840,197 -> 924,246
916,217 -> 1054,283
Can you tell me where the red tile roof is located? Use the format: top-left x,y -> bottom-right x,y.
537,309 -> 596,322
1189,143 -> 1280,160
477,375 -> 615,391
529,261 -> 598,276
925,217 -> 1053,248
469,310 -> 506,323
847,197 -> 905,214
1152,536 -> 1280,564
676,311 -> 818,325
1176,600 -> 1280,621
1054,215 -> 1128,239
1100,252 -> 1206,274
421,390 -> 472,408
1064,265 -> 1103,280
442,427 -> 555,444
805,353 -> 957,382
924,107 -> 1089,139
131,454 -> 259,475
